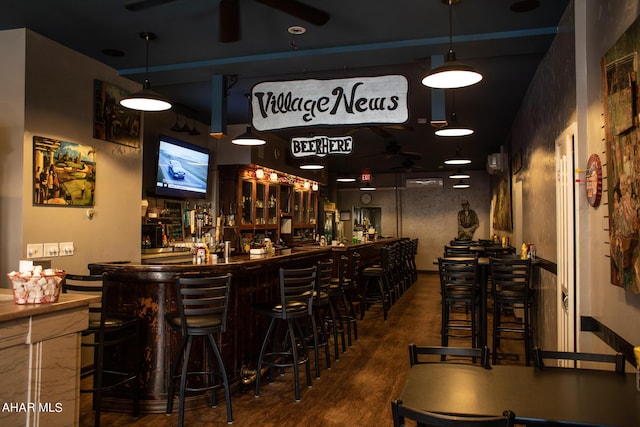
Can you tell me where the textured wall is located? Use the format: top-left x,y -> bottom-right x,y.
508,2 -> 576,350
337,172 -> 490,271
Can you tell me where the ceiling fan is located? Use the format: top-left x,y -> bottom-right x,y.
363,140 -> 422,160
390,156 -> 426,173
348,124 -> 413,140
124,0 -> 330,43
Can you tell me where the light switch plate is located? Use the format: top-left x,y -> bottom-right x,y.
59,242 -> 74,256
44,243 -> 59,257
27,243 -> 43,259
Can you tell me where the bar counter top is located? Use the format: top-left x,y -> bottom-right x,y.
0,288 -> 100,323
87,237 -> 400,413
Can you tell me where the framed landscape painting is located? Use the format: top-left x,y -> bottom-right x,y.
33,136 -> 96,206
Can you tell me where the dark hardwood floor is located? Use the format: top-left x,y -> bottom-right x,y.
80,272 -> 525,426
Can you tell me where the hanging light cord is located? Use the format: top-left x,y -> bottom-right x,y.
143,33 -> 150,85
448,0 -> 453,52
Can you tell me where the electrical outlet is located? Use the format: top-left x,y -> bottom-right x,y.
59,242 -> 74,256
44,243 -> 59,257
27,243 -> 43,259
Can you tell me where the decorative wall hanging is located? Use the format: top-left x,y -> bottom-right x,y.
33,136 -> 96,206
93,79 -> 141,148
585,153 -> 603,207
602,15 -> 640,294
251,75 -> 409,131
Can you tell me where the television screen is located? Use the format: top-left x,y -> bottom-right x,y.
155,135 -> 209,199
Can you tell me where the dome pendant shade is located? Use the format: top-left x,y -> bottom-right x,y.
422,1 -> 482,89
453,179 -> 470,189
120,79 -> 172,111
449,168 -> 470,179
232,126 -> 266,146
435,110 -> 474,137
119,32 -> 172,112
422,50 -> 483,89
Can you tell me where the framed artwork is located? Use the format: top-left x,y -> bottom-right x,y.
33,136 -> 96,206
602,15 -> 640,294
93,79 -> 141,148
491,169 -> 513,232
340,210 -> 351,221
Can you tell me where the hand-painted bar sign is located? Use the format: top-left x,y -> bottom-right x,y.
291,135 -> 353,158
251,75 -> 408,131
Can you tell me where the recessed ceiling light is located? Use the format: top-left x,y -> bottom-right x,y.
288,26 -> 306,35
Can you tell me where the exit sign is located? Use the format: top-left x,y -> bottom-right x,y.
361,172 -> 371,182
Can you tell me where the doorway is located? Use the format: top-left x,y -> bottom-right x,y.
555,123 -> 577,353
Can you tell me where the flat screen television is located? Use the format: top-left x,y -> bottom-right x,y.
155,135 -> 209,199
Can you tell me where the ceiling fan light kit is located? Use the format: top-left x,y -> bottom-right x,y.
119,32 -> 172,112
422,0 -> 483,90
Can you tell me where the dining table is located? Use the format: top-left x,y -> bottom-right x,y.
397,362 -> 640,426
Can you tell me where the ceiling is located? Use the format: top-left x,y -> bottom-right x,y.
1,0 -> 569,178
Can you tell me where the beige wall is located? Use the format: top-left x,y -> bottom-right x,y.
337,171 -> 491,272
577,0 -> 640,353
0,29 -> 144,278
0,29 -> 26,279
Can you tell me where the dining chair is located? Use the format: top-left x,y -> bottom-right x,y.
391,399 -> 516,427
444,244 -> 473,256
408,344 -> 490,368
533,347 -> 626,373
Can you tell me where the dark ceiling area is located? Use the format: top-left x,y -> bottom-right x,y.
1,0 -> 569,177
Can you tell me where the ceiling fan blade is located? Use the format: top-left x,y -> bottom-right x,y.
220,0 -> 240,43
256,0 -> 330,26
123,0 -> 176,11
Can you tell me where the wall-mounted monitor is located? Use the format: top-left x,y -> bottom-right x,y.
155,135 -> 209,199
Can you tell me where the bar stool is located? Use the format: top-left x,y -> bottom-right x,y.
63,273 -> 140,427
330,253 -> 360,346
254,266 -> 316,402
315,258 -> 346,363
361,246 -> 391,320
166,274 -> 233,426
490,257 -> 534,365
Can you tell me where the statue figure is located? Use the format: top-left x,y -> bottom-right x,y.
457,200 -> 479,240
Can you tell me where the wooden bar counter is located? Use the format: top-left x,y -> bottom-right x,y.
88,238 -> 398,413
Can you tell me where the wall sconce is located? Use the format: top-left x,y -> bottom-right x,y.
312,183 -> 319,191
270,172 -> 278,182
255,169 -> 265,179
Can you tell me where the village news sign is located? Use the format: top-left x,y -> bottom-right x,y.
250,75 -> 409,131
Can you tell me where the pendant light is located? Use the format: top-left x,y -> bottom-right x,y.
422,0 -> 483,89
452,179 -> 470,189
359,182 -> 376,191
435,90 -> 474,137
299,158 -> 324,170
449,168 -> 470,179
336,177 -> 357,183
232,94 -> 266,145
120,32 -> 172,112
444,148 -> 471,165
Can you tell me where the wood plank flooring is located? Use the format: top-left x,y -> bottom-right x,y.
79,272 -> 524,426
